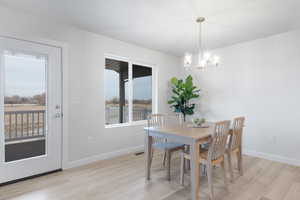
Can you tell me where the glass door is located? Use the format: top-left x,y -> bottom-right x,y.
0,37 -> 62,183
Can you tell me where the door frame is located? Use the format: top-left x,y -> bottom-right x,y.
0,34 -> 70,170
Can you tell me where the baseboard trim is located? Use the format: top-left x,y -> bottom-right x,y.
244,149 -> 300,167
64,145 -> 144,169
0,169 -> 62,186
65,146 -> 300,169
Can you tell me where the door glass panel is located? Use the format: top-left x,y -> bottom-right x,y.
132,64 -> 152,121
4,50 -> 47,162
105,58 -> 129,125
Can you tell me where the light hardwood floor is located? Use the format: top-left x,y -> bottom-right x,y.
0,152 -> 300,200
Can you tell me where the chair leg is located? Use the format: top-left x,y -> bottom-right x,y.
149,148 -> 154,168
180,151 -> 185,186
227,151 -> 234,182
221,159 -> 228,191
237,147 -> 243,176
184,145 -> 191,171
201,163 -> 207,176
207,162 -> 214,200
186,159 -> 191,171
166,150 -> 171,181
162,151 -> 167,167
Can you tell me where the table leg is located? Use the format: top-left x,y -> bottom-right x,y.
190,140 -> 200,200
238,145 -> 243,175
145,133 -> 153,180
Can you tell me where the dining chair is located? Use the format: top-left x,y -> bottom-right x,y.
180,120 -> 231,200
147,113 -> 185,181
226,116 -> 245,182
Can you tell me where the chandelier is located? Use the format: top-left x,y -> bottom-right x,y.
184,17 -> 220,69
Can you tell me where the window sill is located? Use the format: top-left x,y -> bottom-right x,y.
105,120 -> 147,129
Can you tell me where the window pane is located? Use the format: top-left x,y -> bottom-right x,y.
105,58 -> 129,125
4,51 -> 47,162
132,64 -> 152,121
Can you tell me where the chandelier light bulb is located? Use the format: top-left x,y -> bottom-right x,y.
203,52 -> 211,61
184,53 -> 192,67
200,59 -> 206,68
213,56 -> 220,66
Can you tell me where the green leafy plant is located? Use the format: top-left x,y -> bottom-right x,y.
167,75 -> 200,121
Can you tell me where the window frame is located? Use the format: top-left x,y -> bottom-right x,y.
104,54 -> 157,128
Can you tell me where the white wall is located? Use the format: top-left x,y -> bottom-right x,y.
187,30 -> 300,166
0,5 -> 181,167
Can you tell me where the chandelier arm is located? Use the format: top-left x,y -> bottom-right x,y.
198,20 -> 201,60
196,18 -> 205,68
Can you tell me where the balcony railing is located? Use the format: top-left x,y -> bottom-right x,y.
105,106 -> 151,125
4,110 -> 46,142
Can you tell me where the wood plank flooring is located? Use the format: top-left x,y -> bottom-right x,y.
0,152 -> 299,200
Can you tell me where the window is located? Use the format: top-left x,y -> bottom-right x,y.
3,51 -> 47,162
105,59 -> 129,124
105,57 -> 154,126
132,64 -> 152,121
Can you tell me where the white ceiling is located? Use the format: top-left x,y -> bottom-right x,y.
0,0 -> 300,56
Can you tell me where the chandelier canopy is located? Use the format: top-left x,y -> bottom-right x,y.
184,17 -> 220,70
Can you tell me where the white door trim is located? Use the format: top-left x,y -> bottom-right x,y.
0,48 -> 4,165
0,34 -> 70,170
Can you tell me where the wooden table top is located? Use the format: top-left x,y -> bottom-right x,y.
144,125 -> 213,140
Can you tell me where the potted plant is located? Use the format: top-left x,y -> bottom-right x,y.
167,75 -> 200,121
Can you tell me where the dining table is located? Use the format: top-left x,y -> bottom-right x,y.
144,124 -> 215,200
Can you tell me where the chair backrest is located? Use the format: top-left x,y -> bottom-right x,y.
147,114 -> 165,128
208,120 -> 231,161
147,113 -> 183,143
147,113 -> 183,128
229,117 -> 245,150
